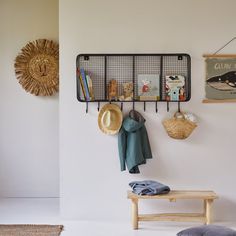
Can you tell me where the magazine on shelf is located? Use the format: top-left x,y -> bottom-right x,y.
165,75 -> 185,101
137,74 -> 160,100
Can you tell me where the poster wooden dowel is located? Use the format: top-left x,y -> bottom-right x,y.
202,99 -> 236,103
203,54 -> 236,58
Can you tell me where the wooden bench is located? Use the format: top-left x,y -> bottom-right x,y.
127,190 -> 218,229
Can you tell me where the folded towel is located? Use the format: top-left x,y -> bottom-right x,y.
129,180 -> 170,196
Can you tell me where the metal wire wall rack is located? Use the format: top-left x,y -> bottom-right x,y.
76,53 -> 191,113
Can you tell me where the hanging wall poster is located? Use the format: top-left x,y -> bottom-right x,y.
205,56 -> 236,101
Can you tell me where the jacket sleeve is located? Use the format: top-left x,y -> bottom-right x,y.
118,128 -> 127,171
142,126 -> 153,159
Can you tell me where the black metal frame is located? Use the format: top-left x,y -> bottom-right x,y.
76,53 -> 191,112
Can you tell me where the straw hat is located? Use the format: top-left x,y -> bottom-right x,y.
98,104 -> 123,135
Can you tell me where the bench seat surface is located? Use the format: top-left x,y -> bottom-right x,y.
127,190 -> 218,200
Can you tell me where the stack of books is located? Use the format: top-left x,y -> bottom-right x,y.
77,68 -> 94,101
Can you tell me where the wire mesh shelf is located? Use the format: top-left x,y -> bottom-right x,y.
76,54 -> 191,104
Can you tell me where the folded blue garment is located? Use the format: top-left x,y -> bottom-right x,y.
129,180 -> 170,196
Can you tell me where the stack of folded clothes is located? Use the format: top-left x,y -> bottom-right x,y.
129,180 -> 170,196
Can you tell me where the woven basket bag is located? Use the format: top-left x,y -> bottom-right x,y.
162,112 -> 197,139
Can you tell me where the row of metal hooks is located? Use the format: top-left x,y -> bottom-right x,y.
85,101 -> 181,114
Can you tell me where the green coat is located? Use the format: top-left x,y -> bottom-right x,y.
118,116 -> 152,174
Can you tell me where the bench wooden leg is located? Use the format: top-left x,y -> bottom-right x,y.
131,199 -> 138,229
204,200 -> 207,224
205,199 -> 213,225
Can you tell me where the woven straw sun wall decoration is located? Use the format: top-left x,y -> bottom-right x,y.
14,39 -> 59,96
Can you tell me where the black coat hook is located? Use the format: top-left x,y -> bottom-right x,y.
178,101 -> 180,112
132,100 -> 135,110
143,102 -> 146,112
167,101 -> 169,112
120,102 -> 123,111
97,102 -> 100,111
155,101 -> 158,113
86,102 -> 88,113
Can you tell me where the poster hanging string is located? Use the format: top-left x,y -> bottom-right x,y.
213,37 -> 236,54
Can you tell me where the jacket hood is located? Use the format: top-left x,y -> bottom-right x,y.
123,115 -> 145,132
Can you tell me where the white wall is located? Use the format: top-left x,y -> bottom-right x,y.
0,0 -> 59,197
60,0 -> 236,221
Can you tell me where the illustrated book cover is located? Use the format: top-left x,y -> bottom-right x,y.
165,75 -> 185,101
137,74 -> 160,100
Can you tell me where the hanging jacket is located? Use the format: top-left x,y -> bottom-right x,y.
118,113 -> 153,174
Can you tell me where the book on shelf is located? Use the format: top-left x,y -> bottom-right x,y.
139,96 -> 159,101
165,75 -> 185,101
86,74 -> 95,101
77,68 -> 86,99
79,76 -> 86,99
79,68 -> 90,101
137,74 -> 160,100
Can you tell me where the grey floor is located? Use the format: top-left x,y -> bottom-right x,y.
0,198 -> 235,236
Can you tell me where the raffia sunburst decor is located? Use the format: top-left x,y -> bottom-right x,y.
14,39 -> 59,96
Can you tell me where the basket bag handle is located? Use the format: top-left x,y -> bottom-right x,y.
174,111 -> 185,119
